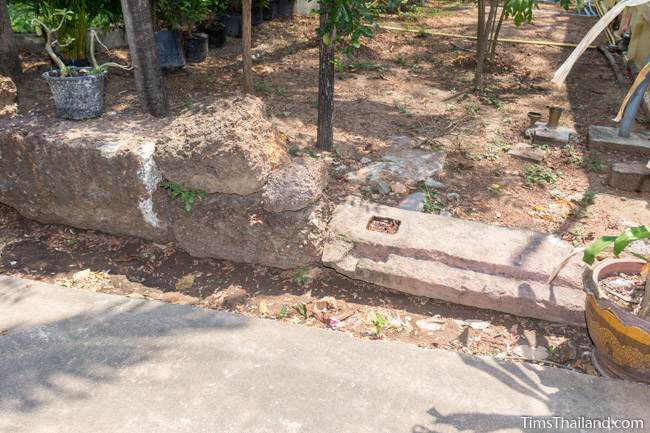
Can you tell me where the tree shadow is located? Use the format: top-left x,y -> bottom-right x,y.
0,277 -> 247,413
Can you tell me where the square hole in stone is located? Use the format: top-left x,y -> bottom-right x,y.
367,216 -> 401,234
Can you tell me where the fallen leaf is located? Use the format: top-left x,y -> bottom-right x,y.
175,274 -> 195,291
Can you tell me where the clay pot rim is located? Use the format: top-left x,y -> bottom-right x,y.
587,258 -> 650,332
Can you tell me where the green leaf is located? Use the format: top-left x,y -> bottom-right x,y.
583,236 -> 616,265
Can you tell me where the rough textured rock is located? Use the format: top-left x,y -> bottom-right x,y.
608,161 -> 650,192
262,156 -> 328,213
154,95 -> 288,195
170,193 -> 328,269
0,75 -> 17,118
0,115 -> 172,242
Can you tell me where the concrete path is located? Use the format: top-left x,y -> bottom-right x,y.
1,276 -> 648,433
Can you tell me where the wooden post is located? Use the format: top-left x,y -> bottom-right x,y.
242,0 -> 254,93
120,0 -> 168,117
0,0 -> 21,79
316,9 -> 335,151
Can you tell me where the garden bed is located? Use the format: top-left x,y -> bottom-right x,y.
2,1 -> 649,376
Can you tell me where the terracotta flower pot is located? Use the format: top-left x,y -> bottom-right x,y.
584,259 -> 650,383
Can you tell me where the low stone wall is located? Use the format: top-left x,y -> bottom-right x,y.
0,96 -> 329,269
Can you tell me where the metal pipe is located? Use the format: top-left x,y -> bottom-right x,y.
619,59 -> 650,137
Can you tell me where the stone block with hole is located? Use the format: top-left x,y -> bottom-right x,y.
588,125 -> 650,156
323,197 -> 585,326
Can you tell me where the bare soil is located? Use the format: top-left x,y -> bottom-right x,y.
4,1 -> 650,376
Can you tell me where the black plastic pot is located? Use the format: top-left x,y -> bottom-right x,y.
252,6 -> 264,26
277,0 -> 294,18
205,24 -> 226,48
263,1 -> 278,20
42,67 -> 106,120
223,12 -> 242,38
185,32 -> 209,63
155,29 -> 186,71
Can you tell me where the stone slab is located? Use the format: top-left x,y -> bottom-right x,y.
530,122 -> 575,146
1,275 -> 649,433
508,143 -> 546,162
608,161 -> 650,192
323,197 -> 585,325
588,125 -> 650,156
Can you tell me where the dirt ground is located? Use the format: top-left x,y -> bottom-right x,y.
3,1 -> 650,376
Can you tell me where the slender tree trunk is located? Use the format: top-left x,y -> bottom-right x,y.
0,0 -> 21,79
475,0 -> 497,90
242,0 -> 253,93
120,0 -> 168,117
316,9 -> 335,151
488,5 -> 505,63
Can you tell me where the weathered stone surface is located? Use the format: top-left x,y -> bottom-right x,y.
528,122 -> 574,146
0,75 -> 17,118
154,95 -> 288,195
346,137 -> 445,187
323,197 -> 585,325
589,125 -> 650,156
398,192 -> 425,212
608,161 -> 650,192
507,143 -> 546,162
171,193 -> 329,269
0,115 -> 172,242
262,156 -> 328,213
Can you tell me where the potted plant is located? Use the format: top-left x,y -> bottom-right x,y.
156,0 -> 211,65
552,226 -> 650,383
34,12 -> 131,120
199,0 -> 229,48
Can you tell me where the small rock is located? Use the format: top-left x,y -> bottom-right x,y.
72,269 -> 91,283
508,143 -> 546,163
466,319 -> 490,330
334,163 -> 348,173
8,261 -> 17,267
416,317 -> 445,332
439,210 -> 452,218
447,192 -> 460,201
391,182 -> 408,194
360,157 -> 372,164
369,179 -> 391,195
512,344 -> 549,361
424,178 -> 447,190
158,291 -> 199,305
398,192 -> 425,212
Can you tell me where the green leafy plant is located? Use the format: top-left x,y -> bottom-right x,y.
161,181 -> 207,212
420,183 -> 445,213
584,226 -> 650,319
318,0 -> 376,56
156,0 -> 211,31
369,312 -> 389,337
523,164 -> 559,186
293,266 -> 310,285
294,303 -> 308,319
551,226 -> 650,320
278,305 -> 289,319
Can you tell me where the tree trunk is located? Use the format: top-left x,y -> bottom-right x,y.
488,5 -> 505,63
0,0 -> 21,79
120,0 -> 168,117
242,0 -> 253,93
316,9 -> 335,151
475,0 -> 498,90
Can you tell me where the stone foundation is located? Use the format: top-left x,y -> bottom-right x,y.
0,96 -> 329,269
